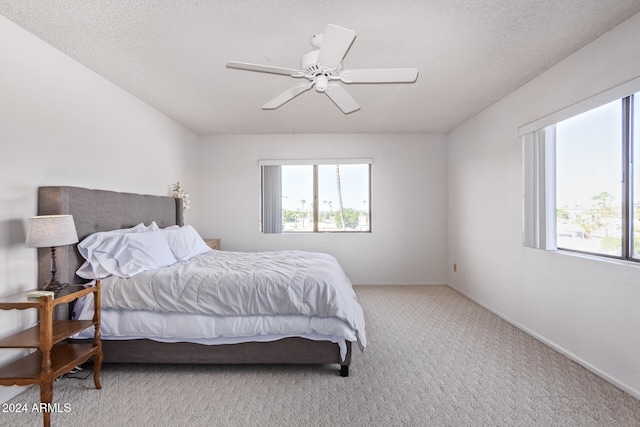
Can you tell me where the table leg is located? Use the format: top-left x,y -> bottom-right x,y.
93,352 -> 102,389
40,380 -> 52,427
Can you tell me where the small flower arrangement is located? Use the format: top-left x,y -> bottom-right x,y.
172,181 -> 191,210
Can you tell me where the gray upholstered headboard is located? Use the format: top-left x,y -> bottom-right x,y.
36,186 -> 183,286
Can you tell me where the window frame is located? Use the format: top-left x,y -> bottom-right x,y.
259,159 -> 372,234
522,87 -> 638,262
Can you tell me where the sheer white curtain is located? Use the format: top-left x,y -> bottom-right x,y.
261,165 -> 282,233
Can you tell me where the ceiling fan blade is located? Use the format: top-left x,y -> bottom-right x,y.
325,84 -> 360,114
339,68 -> 419,83
227,61 -> 301,76
316,24 -> 356,69
262,82 -> 314,109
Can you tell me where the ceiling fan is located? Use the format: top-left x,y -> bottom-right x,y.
226,24 -> 419,114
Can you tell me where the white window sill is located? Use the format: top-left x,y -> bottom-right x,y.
552,248 -> 640,269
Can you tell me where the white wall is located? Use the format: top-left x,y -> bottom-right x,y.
0,16 -> 199,402
198,133 -> 448,285
448,13 -> 640,397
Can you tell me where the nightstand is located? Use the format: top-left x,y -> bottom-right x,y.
0,282 -> 102,427
204,238 -> 221,250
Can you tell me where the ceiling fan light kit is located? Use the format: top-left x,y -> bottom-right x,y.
227,24 -> 419,114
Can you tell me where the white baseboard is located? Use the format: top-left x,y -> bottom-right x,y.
448,284 -> 640,400
353,282 -> 448,286
0,385 -> 29,404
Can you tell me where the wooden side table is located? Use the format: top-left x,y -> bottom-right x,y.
0,282 -> 102,427
204,238 -> 221,250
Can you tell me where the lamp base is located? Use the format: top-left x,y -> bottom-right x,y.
42,278 -> 68,293
43,247 -> 68,293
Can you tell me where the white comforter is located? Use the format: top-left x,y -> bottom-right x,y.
81,250 -> 366,351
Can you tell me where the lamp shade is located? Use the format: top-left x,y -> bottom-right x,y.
25,215 -> 79,248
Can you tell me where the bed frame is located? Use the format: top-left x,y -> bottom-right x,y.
37,186 -> 351,376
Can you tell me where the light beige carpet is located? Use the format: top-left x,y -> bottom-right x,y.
3,286 -> 640,426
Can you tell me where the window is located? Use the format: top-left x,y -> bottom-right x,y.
556,100 -> 623,256
260,160 -> 371,233
522,88 -> 639,261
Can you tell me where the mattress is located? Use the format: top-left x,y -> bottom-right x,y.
74,299 -> 355,360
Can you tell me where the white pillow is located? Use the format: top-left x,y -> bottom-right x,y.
77,222 -> 161,257
77,223 -> 145,279
76,222 -> 175,279
162,225 -> 211,261
103,231 -> 177,277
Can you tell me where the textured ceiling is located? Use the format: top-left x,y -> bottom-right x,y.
2,1 -> 640,135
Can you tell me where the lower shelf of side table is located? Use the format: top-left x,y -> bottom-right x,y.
0,343 -> 99,385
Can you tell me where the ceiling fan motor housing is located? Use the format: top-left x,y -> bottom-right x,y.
301,50 -> 320,70
300,50 -> 331,91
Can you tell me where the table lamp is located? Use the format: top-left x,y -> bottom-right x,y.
25,214 -> 79,292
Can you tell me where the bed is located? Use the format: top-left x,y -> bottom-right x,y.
36,186 -> 366,376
